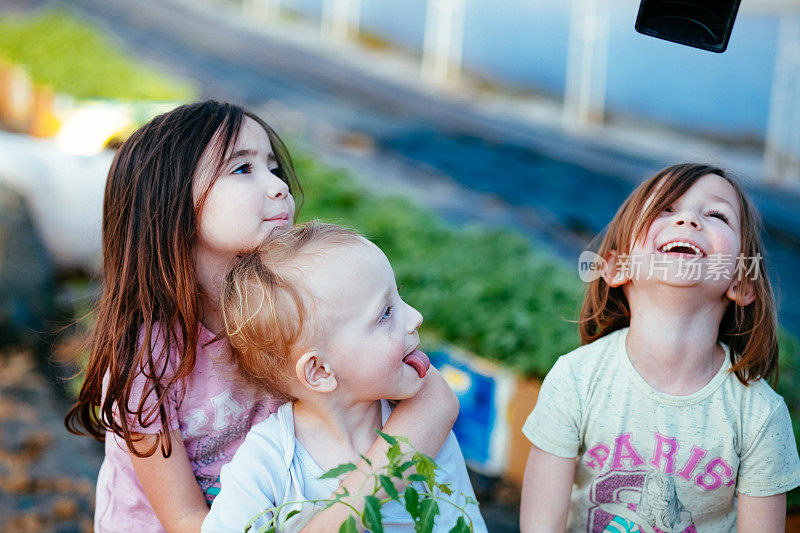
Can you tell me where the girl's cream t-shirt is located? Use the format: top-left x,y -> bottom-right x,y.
523,327 -> 800,532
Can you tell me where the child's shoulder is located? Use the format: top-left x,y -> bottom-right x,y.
246,401 -> 295,448
725,369 -> 787,415
739,373 -> 783,399
550,327 -> 627,378
724,372 -> 799,489
226,402 -> 295,473
713,356 -> 793,442
135,320 -> 213,358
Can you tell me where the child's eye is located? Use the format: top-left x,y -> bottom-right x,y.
232,163 -> 252,174
269,167 -> 285,179
379,306 -> 393,321
664,206 -> 674,213
707,210 -> 729,223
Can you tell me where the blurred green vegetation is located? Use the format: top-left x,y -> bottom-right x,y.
777,330 -> 800,509
0,9 -> 195,101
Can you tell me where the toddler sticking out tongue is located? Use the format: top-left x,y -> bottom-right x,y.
403,349 -> 430,378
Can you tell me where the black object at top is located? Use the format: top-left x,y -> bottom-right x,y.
635,0 -> 742,53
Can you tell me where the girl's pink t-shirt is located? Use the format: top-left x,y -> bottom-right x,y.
94,323 -> 282,532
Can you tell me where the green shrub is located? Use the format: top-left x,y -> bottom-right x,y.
776,330 -> 800,509
0,9 -> 195,101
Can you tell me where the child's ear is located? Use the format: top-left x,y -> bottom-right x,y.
295,351 -> 338,393
602,250 -> 629,288
726,279 -> 756,306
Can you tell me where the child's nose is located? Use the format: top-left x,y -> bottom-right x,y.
265,173 -> 290,200
674,211 -> 701,229
407,306 -> 423,334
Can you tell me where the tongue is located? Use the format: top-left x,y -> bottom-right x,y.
403,350 -> 430,378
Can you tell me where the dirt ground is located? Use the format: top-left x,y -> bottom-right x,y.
0,346 -> 100,532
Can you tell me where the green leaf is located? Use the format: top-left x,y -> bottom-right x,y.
392,459 -> 416,478
448,516 -> 470,533
359,453 -> 372,467
319,462 -> 357,479
404,486 -> 419,518
338,515 -> 358,533
436,482 -> 453,496
379,475 -> 399,500
285,509 -> 300,520
414,452 -> 439,471
387,443 -> 402,463
413,453 -> 437,490
376,430 -> 398,445
362,495 -> 384,533
408,474 -> 427,483
398,461 -> 415,472
415,499 -> 440,533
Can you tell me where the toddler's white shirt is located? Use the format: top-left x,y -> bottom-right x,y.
202,399 -> 487,532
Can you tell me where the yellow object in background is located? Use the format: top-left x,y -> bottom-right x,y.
441,364 -> 472,395
30,85 -> 60,138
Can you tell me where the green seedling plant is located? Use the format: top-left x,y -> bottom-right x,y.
245,431 -> 477,533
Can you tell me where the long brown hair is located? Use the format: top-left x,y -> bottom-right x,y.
579,163 -> 778,384
65,100 -> 303,457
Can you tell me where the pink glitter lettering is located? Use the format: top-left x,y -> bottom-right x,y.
650,432 -> 679,474
612,433 -> 645,469
586,444 -> 611,470
677,446 -> 707,481
696,457 -> 733,491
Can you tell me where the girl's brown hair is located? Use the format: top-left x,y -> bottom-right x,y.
221,222 -> 364,402
65,100 -> 303,457
579,163 -> 778,384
